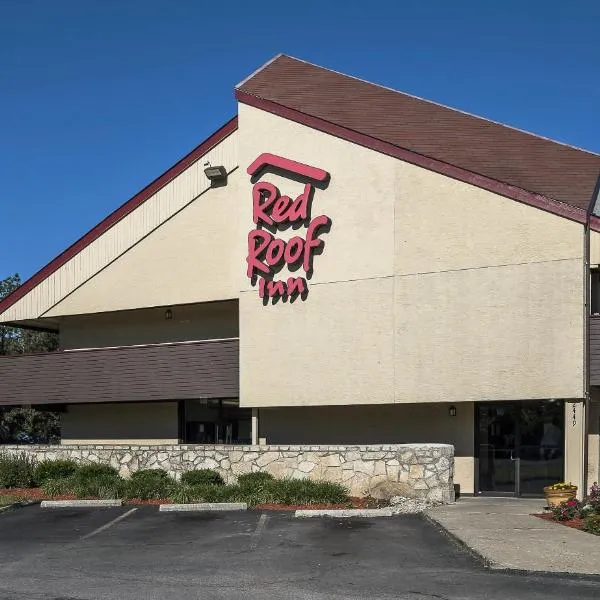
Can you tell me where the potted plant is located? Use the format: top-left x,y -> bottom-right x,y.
544,482 -> 578,507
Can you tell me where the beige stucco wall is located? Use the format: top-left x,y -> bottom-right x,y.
258,402 -> 475,493
44,170 -> 241,318
61,402 -> 178,445
1,130 -> 237,323
59,301 -> 237,349
240,277 -> 395,407
395,260 -> 583,402
238,104 -> 585,408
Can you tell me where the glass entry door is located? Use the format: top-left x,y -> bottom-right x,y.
476,401 -> 564,497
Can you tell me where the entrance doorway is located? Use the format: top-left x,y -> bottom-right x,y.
476,400 -> 564,496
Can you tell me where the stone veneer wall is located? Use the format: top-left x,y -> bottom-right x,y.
2,443 -> 455,502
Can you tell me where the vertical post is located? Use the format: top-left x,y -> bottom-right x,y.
565,401 -> 586,498
251,408 -> 259,446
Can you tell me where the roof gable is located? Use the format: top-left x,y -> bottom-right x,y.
237,55 -> 600,215
0,118 -> 237,324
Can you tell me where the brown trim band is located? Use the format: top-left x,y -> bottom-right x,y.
236,90 -> 588,225
0,117 -> 238,317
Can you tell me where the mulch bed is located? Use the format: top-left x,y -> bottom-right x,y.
253,497 -> 387,511
1,489 -> 386,510
1,488 -> 77,501
534,512 -> 586,531
0,488 -> 170,505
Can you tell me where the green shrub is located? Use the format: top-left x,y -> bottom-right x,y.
122,477 -> 175,500
41,472 -> 124,499
41,477 -> 72,497
131,469 -> 171,481
169,484 -> 198,504
265,479 -> 349,506
0,452 -> 36,488
168,483 -> 243,504
204,484 -> 243,503
71,474 -> 124,499
33,459 -> 78,484
76,463 -> 119,481
237,471 -> 274,488
180,469 -> 224,486
583,514 -> 600,536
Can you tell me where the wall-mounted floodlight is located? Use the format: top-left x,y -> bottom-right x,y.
204,164 -> 227,181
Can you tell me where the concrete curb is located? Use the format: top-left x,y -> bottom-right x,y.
159,502 -> 248,512
41,499 -> 123,508
295,507 -> 394,518
422,513 -> 490,567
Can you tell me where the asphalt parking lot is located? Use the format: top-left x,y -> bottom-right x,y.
0,505 -> 598,600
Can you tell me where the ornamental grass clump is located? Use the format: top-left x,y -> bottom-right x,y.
0,451 -> 36,488
171,484 -> 244,504
130,469 -> 171,481
266,478 -> 349,506
40,477 -> 72,498
180,469 -> 225,486
122,470 -> 176,500
42,473 -> 125,499
237,471 -> 275,490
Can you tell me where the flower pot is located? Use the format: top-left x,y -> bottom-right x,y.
543,486 -> 577,507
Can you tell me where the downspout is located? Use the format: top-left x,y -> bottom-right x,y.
584,174 -> 600,496
584,215 -> 590,497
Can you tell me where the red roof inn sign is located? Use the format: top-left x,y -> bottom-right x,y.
246,153 -> 331,301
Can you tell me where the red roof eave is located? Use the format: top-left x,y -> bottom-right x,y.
236,89 -> 589,226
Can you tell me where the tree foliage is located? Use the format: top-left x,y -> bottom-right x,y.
0,274 -> 60,444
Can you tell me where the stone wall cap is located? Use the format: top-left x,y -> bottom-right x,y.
0,443 -> 453,451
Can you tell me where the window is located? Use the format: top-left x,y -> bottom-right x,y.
179,399 -> 251,444
591,270 -> 600,315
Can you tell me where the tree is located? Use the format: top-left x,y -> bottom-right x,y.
0,274 -> 60,444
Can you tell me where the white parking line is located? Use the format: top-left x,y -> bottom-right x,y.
81,508 -> 138,540
249,513 -> 269,549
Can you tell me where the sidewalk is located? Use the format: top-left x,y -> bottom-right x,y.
426,497 -> 600,576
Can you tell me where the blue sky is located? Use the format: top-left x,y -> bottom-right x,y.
1,0 -> 599,280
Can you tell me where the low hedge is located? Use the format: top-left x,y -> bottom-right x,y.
2,456 -> 350,506
37,467 -> 349,506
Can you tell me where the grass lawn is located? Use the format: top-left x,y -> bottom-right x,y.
0,495 -> 22,507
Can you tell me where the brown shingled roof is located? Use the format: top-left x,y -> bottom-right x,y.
237,55 -> 600,213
